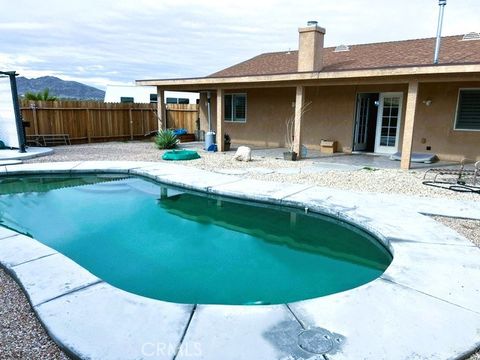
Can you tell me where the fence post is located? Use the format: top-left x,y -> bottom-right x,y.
86,109 -> 92,143
165,107 -> 169,129
31,102 -> 39,135
129,108 -> 133,140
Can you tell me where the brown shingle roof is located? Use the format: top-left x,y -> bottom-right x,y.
209,35 -> 480,77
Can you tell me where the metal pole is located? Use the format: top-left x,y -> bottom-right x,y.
434,0 -> 447,64
206,91 -> 211,132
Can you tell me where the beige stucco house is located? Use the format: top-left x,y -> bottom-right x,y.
137,23 -> 480,169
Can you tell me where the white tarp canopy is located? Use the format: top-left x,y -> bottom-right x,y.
0,75 -> 19,148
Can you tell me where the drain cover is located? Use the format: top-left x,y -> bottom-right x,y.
297,328 -> 334,354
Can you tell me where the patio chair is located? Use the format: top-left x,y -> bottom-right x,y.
422,159 -> 480,194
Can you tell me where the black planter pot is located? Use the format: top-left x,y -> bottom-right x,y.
224,142 -> 231,151
283,151 -> 297,161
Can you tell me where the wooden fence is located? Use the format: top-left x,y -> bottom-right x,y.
20,100 -> 199,145
166,103 -> 199,133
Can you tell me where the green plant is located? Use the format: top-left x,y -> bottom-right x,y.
23,88 -> 58,101
155,129 -> 178,149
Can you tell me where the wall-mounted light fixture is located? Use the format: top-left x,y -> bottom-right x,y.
423,99 -> 433,106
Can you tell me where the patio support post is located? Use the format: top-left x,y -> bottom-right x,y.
216,88 -> 225,152
293,85 -> 305,158
400,80 -> 419,170
156,87 -> 166,131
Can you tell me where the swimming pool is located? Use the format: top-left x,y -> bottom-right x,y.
0,174 -> 392,305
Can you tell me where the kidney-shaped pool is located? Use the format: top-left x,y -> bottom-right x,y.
0,174 -> 392,305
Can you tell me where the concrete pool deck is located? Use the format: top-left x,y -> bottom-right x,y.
0,161 -> 479,360
0,146 -> 53,161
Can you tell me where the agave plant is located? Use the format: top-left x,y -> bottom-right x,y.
155,129 -> 178,149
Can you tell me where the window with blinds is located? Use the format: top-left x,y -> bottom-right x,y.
224,93 -> 247,122
455,89 -> 480,130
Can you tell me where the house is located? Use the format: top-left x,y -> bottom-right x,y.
104,85 -> 198,105
136,22 -> 480,169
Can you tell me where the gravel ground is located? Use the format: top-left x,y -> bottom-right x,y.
431,216 -> 480,247
0,268 -> 69,360
25,141 -> 479,201
1,141 -> 478,359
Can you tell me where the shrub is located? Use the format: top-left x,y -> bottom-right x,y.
155,130 -> 178,149
24,88 -> 58,101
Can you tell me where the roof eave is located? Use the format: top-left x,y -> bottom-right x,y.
136,63 -> 480,88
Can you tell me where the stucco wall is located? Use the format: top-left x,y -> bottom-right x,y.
413,81 -> 480,161
200,86 -> 361,150
302,86 -> 355,152
200,88 -> 296,148
198,82 -> 479,160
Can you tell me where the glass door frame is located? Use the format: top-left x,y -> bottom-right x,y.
374,92 -> 403,154
353,93 -> 371,151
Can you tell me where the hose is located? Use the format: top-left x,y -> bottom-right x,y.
422,180 -> 480,194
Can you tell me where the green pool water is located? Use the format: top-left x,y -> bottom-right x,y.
0,174 -> 392,305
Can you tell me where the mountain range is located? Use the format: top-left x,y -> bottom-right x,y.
16,76 -> 105,100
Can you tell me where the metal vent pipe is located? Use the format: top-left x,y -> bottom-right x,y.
434,0 -> 447,64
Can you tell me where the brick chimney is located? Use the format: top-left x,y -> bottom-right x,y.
298,21 -> 326,72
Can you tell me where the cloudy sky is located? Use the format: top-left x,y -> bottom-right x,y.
1,0 -> 479,89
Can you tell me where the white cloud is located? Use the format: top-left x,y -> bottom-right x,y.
0,0 -> 479,89
0,22 -> 52,30
59,75 -> 132,89
0,54 -> 45,66
10,69 -> 65,79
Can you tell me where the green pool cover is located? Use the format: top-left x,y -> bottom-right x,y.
162,149 -> 200,161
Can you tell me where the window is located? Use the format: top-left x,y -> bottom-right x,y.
224,93 -> 247,122
455,89 -> 480,131
120,97 -> 134,103
166,97 -> 190,104
149,94 -> 158,103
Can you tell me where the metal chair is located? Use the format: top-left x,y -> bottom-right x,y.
422,159 -> 479,194
423,159 -> 479,185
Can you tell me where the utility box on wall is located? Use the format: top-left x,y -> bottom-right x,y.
320,140 -> 337,154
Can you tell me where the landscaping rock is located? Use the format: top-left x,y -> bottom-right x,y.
233,146 -> 252,162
